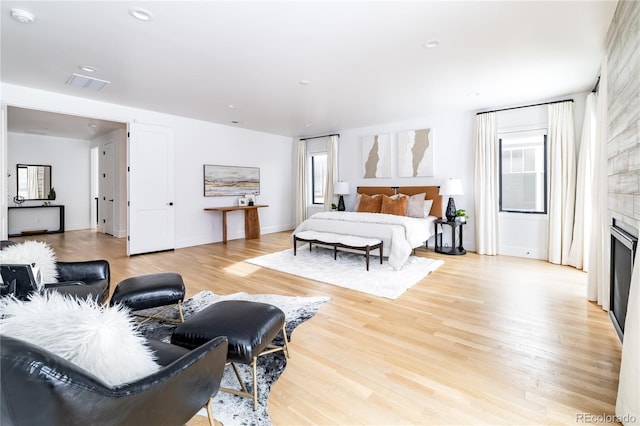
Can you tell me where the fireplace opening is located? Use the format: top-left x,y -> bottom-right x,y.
609,219 -> 638,342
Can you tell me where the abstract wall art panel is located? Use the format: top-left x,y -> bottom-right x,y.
362,133 -> 391,178
398,128 -> 434,177
203,165 -> 260,196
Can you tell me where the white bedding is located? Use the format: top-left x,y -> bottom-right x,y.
292,211 -> 435,269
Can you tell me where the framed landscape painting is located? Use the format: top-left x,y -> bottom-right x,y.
398,128 -> 434,177
362,133 -> 391,178
204,165 -> 260,196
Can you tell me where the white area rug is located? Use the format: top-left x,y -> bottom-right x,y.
246,248 -> 444,299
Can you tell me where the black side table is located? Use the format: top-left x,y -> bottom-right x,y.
434,219 -> 466,255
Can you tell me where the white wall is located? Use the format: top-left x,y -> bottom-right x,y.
335,112 -> 477,251
7,132 -> 92,231
1,83 -> 295,247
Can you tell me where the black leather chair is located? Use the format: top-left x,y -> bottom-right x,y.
0,260 -> 110,304
49,260 -> 111,304
0,334 -> 229,426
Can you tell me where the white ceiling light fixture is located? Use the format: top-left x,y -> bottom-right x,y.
227,104 -> 236,109
10,8 -> 35,23
66,73 -> 111,91
79,65 -> 98,73
129,7 -> 154,21
422,39 -> 440,49
88,123 -> 97,128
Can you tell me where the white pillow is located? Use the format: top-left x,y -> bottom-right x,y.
0,292 -> 160,386
404,193 -> 426,218
423,199 -> 434,217
0,241 -> 58,289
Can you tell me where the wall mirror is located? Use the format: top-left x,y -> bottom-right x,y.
17,164 -> 52,200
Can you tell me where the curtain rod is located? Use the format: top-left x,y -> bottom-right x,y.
298,133 -> 340,141
476,98 -> 574,115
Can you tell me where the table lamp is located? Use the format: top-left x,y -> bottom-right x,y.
334,181 -> 350,211
439,178 -> 463,222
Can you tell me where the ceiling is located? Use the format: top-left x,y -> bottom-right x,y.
1,1 -> 617,139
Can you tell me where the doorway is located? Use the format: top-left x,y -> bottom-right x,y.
4,106 -> 126,239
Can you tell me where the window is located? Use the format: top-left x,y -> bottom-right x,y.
499,134 -> 547,213
311,153 -> 327,204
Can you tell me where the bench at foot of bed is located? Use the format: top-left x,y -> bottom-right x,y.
293,230 -> 383,271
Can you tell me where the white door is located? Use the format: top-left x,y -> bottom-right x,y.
127,123 -> 175,255
100,142 -> 115,235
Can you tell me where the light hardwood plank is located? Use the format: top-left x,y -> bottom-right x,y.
9,230 -> 622,425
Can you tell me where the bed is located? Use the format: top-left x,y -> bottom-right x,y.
292,186 -> 442,269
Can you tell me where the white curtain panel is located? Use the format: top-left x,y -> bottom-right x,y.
474,112 -> 499,255
28,167 -> 40,198
568,93 -> 597,270
588,58 -> 610,309
323,135 -> 338,211
547,101 -> 577,265
295,139 -> 307,226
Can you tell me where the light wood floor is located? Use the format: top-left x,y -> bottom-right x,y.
10,230 -> 622,425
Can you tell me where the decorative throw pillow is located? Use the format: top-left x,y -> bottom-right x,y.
404,193 -> 426,218
423,199 -> 434,217
356,194 -> 383,213
0,241 -> 58,289
0,292 -> 160,387
380,194 -> 407,216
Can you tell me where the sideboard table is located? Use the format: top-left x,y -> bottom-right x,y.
434,218 -> 466,255
204,205 -> 268,244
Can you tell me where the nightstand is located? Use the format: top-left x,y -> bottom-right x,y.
434,219 -> 466,255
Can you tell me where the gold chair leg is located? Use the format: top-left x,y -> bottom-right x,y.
252,357 -> 258,411
177,300 -> 184,323
219,323 -> 290,412
281,323 -> 290,358
206,398 -> 215,426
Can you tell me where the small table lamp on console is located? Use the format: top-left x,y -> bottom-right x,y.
334,181 -> 350,211
439,178 -> 463,222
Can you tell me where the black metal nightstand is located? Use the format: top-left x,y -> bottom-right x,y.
434,219 -> 466,255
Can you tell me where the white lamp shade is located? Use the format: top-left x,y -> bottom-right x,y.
334,181 -> 351,195
439,178 -> 463,196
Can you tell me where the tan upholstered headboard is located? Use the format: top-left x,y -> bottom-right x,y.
356,186 -> 442,217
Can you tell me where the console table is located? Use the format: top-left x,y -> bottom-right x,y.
204,205 -> 268,244
8,205 -> 65,237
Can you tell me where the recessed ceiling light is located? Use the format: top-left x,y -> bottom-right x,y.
88,123 -> 97,128
422,40 -> 440,49
79,65 -> 98,73
128,7 -> 154,21
304,124 -> 313,128
298,80 -> 311,86
227,104 -> 236,109
10,8 -> 35,23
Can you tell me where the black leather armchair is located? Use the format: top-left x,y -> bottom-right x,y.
48,260 -> 111,304
0,334 -> 229,426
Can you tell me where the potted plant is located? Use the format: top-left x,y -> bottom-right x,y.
455,209 -> 468,223
331,203 -> 337,211
47,187 -> 56,201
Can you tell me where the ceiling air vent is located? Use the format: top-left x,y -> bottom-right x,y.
65,73 -> 110,91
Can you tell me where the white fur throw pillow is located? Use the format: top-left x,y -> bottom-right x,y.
0,241 -> 58,289
0,292 -> 160,387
